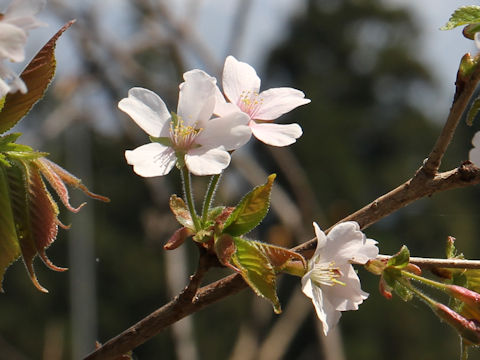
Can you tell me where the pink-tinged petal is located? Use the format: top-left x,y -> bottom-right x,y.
250,122 -> 302,146
0,23 -> 27,61
196,112 -> 251,151
222,55 -> 261,104
469,131 -> 480,167
214,85 -> 240,117
177,69 -> 216,128
254,87 -> 310,120
125,143 -> 176,177
185,147 -> 230,176
118,87 -> 171,137
3,0 -> 47,29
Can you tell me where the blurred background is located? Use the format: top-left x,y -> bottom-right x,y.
0,0 -> 479,359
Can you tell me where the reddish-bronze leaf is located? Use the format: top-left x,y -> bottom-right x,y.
0,20 -> 76,134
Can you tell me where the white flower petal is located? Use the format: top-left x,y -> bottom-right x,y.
214,85 -> 240,117
250,121 -> 302,146
125,142 -> 176,177
323,264 -> 368,312
185,147 -> 230,176
303,221 -> 378,335
476,32 -> 480,50
0,23 -> 27,61
321,222 -> 378,264
3,0 -> 47,30
177,69 -> 216,128
196,112 -> 251,151
118,87 -> 171,137
254,87 -> 310,121
312,222 -> 328,258
222,55 -> 261,104
0,62 -> 26,95
469,131 -> 480,166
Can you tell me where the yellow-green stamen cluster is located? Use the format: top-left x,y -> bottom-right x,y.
310,261 -> 346,287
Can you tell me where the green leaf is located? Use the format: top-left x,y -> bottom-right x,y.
441,6 -> 480,30
387,245 -> 410,269
169,195 -> 194,230
0,167 -> 21,291
232,237 -> 281,313
462,23 -> 480,39
467,96 -> 480,126
0,20 -> 75,134
223,174 -> 276,236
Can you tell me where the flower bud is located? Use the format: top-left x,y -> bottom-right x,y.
433,302 -> 480,345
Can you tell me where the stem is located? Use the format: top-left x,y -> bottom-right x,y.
181,166 -> 201,231
201,174 -> 221,223
399,277 -> 435,306
401,270 -> 449,292
375,255 -> 480,270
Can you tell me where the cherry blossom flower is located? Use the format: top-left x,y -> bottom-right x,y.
0,0 -> 46,97
469,131 -> 480,166
302,221 -> 378,335
119,69 -> 251,177
214,55 -> 310,147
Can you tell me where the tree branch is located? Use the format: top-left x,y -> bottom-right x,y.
422,54 -> 480,176
84,162 -> 480,360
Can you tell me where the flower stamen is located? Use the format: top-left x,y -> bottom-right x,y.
237,90 -> 263,119
169,117 -> 202,151
311,261 -> 346,287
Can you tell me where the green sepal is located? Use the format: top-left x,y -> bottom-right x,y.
441,6 -> 480,30
0,21 -> 76,134
149,136 -> 172,147
446,236 -> 464,259
387,245 -> 410,269
223,174 -> 276,236
467,96 -> 480,126
231,237 -> 281,314
169,195 -> 194,230
382,268 -> 413,302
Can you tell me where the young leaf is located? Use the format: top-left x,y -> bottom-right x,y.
249,240 -> 306,272
231,237 -> 281,314
223,174 -> 276,236
169,195 -> 194,230
0,20 -> 76,134
387,245 -> 410,269
0,167 -> 21,291
0,150 -> 108,291
441,6 -> 480,30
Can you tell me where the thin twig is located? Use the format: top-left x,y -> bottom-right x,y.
376,255 -> 480,270
422,54 -> 480,176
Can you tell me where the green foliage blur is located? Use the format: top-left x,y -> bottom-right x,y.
1,0 -> 480,359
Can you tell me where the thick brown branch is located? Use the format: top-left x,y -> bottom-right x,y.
84,163 -> 480,360
295,162 -> 480,255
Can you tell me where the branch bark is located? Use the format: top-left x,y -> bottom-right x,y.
85,54 -> 480,360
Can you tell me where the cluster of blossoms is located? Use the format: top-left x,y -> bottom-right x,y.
120,56 -> 379,335
119,56 -> 310,176
0,0 -> 46,97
